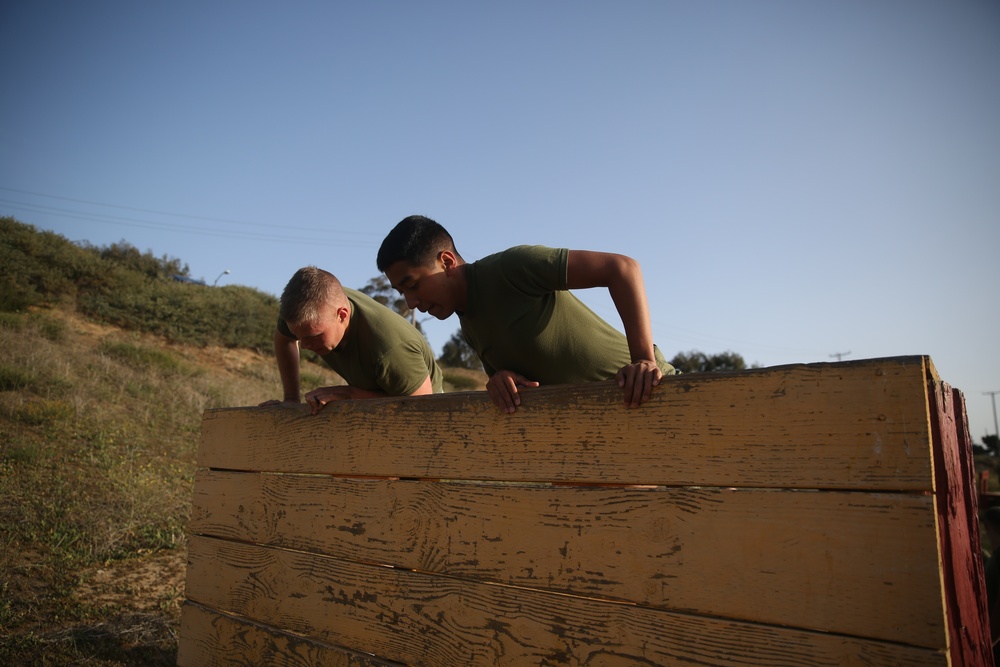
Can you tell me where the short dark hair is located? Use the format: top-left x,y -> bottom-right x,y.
376,215 -> 458,272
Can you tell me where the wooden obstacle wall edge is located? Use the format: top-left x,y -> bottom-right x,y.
927,360 -> 993,666
194,356 -> 936,490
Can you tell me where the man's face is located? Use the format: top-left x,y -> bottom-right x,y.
384,258 -> 456,320
287,304 -> 346,354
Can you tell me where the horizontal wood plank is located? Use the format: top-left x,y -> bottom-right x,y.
198,357 -> 933,489
190,470 -> 945,647
178,601 -> 403,666
185,535 -> 947,667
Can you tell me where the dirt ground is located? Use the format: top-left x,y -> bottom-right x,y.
70,548 -> 186,662
73,548 -> 187,615
1,547 -> 185,665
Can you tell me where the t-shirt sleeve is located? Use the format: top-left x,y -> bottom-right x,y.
497,245 -> 569,295
276,317 -> 295,339
374,338 -> 433,396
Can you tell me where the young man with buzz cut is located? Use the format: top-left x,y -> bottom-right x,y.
376,215 -> 676,413
259,266 -> 442,414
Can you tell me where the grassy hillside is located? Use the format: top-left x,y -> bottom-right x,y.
0,308 -> 298,665
1,216 -> 279,350
0,217 -> 485,665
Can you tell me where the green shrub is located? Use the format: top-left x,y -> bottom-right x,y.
0,365 -> 34,392
95,240 -> 188,280
1,216 -> 279,348
1,441 -> 40,465
33,315 -> 66,342
0,277 -> 39,312
0,217 -> 97,308
0,312 -> 25,330
99,341 -> 189,375
8,399 -> 75,426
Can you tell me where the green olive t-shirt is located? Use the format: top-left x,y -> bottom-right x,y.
458,245 -> 673,383
278,287 -> 442,395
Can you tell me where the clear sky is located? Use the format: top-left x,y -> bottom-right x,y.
2,2 -> 998,441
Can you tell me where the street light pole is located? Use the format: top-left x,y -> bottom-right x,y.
986,391 -> 1000,437
213,269 -> 231,287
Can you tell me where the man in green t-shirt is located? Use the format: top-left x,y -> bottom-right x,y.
376,215 -> 675,413
259,266 -> 442,414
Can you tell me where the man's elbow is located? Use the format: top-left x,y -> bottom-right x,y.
606,253 -> 643,286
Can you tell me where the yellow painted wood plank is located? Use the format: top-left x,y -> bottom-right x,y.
184,535 -> 947,667
198,357 -> 933,489
177,601 -> 401,666
190,471 -> 945,648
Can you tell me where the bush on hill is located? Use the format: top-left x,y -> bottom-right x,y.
0,216 -> 277,348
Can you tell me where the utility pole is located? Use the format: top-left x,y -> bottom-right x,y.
985,391 -> 1000,437
829,351 -> 851,362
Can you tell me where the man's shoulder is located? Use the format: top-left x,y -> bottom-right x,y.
498,244 -> 561,257
343,287 -> 429,348
466,245 -> 569,302
475,245 -> 564,269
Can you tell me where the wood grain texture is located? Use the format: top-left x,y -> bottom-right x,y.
182,356 -> 992,665
184,535 -> 948,667
198,357 -> 934,490
190,469 -> 945,647
178,601 -> 403,666
928,377 -> 994,666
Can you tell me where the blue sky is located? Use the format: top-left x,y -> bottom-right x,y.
2,2 -> 999,440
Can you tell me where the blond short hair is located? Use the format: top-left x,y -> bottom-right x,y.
279,266 -> 347,325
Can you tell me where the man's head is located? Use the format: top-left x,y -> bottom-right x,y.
376,215 -> 458,272
279,267 -> 350,354
377,215 -> 466,320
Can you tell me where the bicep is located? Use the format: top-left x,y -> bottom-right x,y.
565,250 -> 638,290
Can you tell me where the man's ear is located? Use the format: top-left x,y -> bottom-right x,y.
439,250 -> 458,271
336,305 -> 350,323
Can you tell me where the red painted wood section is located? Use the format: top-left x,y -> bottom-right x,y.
929,374 -> 993,666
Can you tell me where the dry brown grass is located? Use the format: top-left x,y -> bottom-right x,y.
0,307 -> 344,665
0,305 -> 487,665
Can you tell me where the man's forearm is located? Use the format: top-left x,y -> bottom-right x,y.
274,331 -> 302,402
607,264 -> 657,363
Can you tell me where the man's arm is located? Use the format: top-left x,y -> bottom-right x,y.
566,249 -> 660,408
304,375 -> 433,415
259,328 -> 302,406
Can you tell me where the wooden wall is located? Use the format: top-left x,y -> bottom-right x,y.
178,356 -> 992,666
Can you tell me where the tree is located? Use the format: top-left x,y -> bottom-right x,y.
438,330 -> 483,371
358,275 -> 422,333
982,434 -> 1000,456
669,349 -> 755,374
